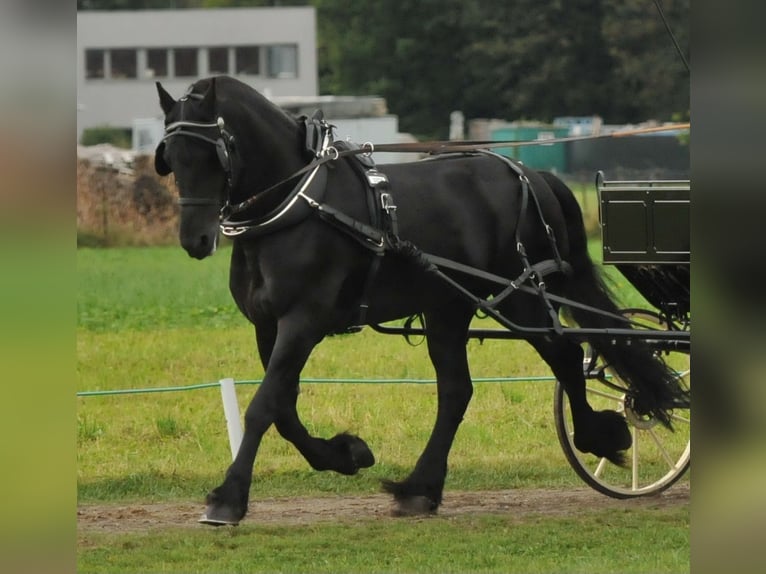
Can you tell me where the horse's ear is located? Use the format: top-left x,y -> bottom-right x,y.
200,77 -> 217,116
156,81 -> 176,115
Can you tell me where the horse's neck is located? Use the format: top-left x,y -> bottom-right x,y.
231,107 -> 306,214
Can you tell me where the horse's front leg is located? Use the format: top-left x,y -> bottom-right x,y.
255,317 -> 375,476
200,315 -> 320,526
273,391 -> 376,475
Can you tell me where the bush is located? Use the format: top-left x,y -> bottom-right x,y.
80,126 -> 132,148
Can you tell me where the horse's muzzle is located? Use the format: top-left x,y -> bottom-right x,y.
182,230 -> 218,260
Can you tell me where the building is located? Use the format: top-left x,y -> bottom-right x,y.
77,7 -> 318,142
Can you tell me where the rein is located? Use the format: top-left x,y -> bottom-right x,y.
223,121 -> 690,219
162,113 -> 689,224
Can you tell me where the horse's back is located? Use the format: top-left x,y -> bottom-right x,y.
378,154 -> 571,271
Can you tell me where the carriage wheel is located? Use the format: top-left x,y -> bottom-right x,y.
553,309 -> 690,498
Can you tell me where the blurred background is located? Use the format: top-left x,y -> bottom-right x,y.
75,0 -> 690,247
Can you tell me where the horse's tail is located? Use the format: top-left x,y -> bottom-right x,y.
539,172 -> 685,427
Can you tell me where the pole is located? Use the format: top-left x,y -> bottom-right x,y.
219,378 -> 242,461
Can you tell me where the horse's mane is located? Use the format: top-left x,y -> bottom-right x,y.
188,75 -> 299,126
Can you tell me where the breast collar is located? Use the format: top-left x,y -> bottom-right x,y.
219,162 -> 328,238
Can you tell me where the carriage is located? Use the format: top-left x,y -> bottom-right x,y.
154,76 -> 690,524
553,173 -> 690,497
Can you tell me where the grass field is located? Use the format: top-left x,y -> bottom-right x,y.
76,243 -> 687,573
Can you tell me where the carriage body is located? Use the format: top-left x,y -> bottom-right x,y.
597,171 -> 689,323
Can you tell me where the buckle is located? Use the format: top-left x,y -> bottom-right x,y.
380,192 -> 396,213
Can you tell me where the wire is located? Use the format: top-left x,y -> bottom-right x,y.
653,0 -> 690,73
76,376 -> 559,397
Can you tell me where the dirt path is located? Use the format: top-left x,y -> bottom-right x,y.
77,483 -> 688,533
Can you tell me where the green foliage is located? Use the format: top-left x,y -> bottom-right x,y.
80,125 -> 132,148
316,0 -> 689,137
672,110 -> 691,145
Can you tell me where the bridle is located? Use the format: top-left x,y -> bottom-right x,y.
160,115 -> 236,208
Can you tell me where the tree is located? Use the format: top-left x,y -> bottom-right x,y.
602,0 -> 690,122
457,0 -> 617,122
316,0 -> 474,138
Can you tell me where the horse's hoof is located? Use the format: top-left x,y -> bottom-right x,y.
574,410 -> 632,466
347,436 -> 375,469
391,495 -> 438,517
198,504 -> 241,526
198,515 -> 238,526
329,433 -> 375,474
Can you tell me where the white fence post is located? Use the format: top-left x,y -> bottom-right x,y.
219,378 -> 243,461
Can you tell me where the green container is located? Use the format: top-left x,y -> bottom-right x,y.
491,124 -> 569,172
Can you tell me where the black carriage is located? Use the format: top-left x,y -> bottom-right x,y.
553,172 -> 690,498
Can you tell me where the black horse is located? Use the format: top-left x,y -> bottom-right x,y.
154,76 -> 683,525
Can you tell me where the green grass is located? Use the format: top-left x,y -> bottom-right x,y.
77,246 -> 242,332
76,244 -> 685,573
78,505 -> 689,574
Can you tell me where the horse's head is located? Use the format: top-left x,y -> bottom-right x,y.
154,79 -> 234,259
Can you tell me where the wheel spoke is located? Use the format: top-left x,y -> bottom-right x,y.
593,456 -> 608,478
585,386 -> 625,403
670,411 -> 690,424
648,427 -> 677,469
631,426 -> 639,490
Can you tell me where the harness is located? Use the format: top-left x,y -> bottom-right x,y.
160,111 -> 571,333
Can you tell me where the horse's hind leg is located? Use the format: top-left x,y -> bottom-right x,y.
531,336 -> 631,465
382,305 -> 474,515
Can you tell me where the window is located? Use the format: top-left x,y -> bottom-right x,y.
266,44 -> 298,79
174,48 -> 198,77
85,49 -> 105,79
146,49 -> 168,78
208,47 -> 229,75
235,46 -> 260,75
110,49 -> 137,79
